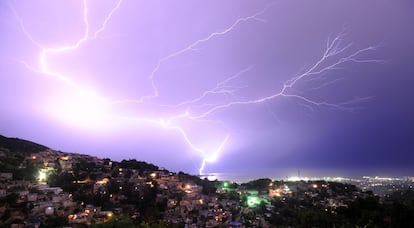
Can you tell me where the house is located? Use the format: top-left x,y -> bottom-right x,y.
27,193 -> 38,202
0,172 -> 13,180
0,189 -> 6,197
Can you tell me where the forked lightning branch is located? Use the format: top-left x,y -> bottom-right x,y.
10,0 -> 380,174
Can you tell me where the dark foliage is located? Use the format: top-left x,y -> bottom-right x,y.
0,135 -> 48,154
242,178 -> 272,192
118,159 -> 158,174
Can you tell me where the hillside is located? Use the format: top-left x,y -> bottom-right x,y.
0,135 -> 48,154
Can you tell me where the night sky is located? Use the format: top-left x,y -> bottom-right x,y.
1,0 -> 413,177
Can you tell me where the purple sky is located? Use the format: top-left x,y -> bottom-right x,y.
1,0 -> 413,176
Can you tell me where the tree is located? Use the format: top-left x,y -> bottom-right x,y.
242,178 -> 272,192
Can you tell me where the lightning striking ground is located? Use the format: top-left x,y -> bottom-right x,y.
9,1 -> 380,175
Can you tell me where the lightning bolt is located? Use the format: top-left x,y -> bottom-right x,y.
186,29 -> 382,120
160,66 -> 252,109
138,4 -> 272,103
9,1 -> 381,175
12,0 -> 122,88
10,0 -> 233,174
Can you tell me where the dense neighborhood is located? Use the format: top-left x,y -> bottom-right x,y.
0,135 -> 413,227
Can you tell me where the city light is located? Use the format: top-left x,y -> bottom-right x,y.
223,182 -> 229,188
247,196 -> 269,208
0,1 -> 411,225
38,170 -> 47,182
247,196 -> 260,207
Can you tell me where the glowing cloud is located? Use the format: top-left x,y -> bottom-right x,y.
8,1 -> 381,174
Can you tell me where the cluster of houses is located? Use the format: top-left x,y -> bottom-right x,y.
0,148 -> 370,227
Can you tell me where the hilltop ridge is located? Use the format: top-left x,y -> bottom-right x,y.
0,135 -> 49,154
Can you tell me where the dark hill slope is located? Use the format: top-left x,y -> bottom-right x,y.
0,135 -> 48,154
